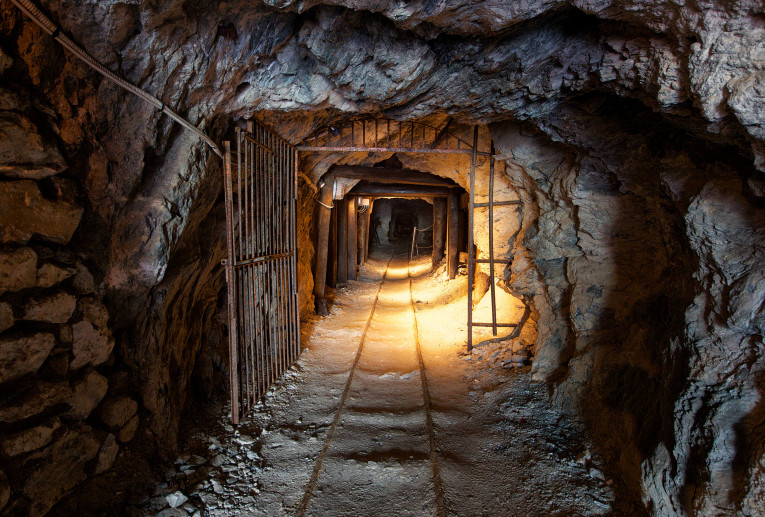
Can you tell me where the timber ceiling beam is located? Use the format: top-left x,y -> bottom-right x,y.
330,165 -> 456,187
348,181 -> 452,197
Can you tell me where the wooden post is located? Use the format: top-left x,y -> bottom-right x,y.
357,203 -> 368,267
347,197 -> 357,280
433,197 -> 447,268
365,200 -> 374,262
313,176 -> 334,315
447,189 -> 459,279
329,203 -> 337,287
337,198 -> 348,283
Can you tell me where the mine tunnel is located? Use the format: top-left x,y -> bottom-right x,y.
1,0 -> 764,516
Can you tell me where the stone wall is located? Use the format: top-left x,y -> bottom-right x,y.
0,50 -> 139,516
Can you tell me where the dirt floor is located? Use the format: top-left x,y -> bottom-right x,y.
113,246 -> 638,516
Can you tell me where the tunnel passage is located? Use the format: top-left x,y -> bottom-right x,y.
1,1 -> 764,515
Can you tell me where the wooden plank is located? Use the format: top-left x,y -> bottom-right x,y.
331,165 -> 456,187
337,198 -> 348,283
433,197 -> 446,267
347,197 -> 358,280
447,190 -> 459,280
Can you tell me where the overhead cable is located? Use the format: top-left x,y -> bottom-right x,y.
9,0 -> 222,158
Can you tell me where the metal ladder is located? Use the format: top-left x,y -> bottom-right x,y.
467,130 -> 522,352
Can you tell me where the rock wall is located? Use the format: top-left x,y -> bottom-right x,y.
492,96 -> 765,513
0,47 -> 139,516
1,0 -> 764,514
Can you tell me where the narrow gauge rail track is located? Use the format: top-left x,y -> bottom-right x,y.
296,245 -> 445,517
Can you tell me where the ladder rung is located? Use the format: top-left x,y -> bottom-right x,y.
470,323 -> 518,328
473,201 -> 522,208
471,259 -> 510,264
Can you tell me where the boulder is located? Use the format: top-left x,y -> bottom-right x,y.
22,424 -> 99,517
0,302 -> 12,333
22,292 -> 76,323
0,381 -> 72,423
36,263 -> 76,288
0,332 -> 56,384
0,417 -> 61,457
64,370 -> 108,420
0,112 -> 66,179
0,180 -> 83,244
98,395 -> 138,429
118,414 -> 139,443
0,247 -> 37,294
94,433 -> 119,474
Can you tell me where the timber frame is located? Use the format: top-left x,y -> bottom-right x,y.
297,117 -> 522,351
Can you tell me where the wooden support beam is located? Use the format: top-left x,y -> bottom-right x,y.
329,202 -> 337,288
313,177 -> 334,314
364,200 -> 374,262
337,198 -> 348,283
331,165 -> 456,187
447,189 -> 459,279
349,182 -> 452,198
433,197 -> 446,268
347,197 -> 358,280
357,205 -> 368,267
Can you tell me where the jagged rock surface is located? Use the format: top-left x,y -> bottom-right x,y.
0,0 -> 763,514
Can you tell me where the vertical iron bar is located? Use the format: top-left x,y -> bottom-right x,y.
467,125 -> 478,352
362,120 -> 366,146
291,147 -> 301,360
374,119 -> 378,148
278,139 -> 287,376
223,141 -> 240,424
489,143 -> 497,336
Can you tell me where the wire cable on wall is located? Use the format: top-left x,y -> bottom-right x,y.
9,0 -> 223,158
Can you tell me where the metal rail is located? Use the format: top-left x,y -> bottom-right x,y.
296,247 -> 444,516
223,120 -> 301,424
296,248 -> 399,517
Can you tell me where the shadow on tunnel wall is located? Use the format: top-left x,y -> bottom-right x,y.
555,96 -> 765,515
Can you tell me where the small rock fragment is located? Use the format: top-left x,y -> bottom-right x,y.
166,491 -> 188,508
95,433 -> 119,474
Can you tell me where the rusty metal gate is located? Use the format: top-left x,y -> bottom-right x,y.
222,120 -> 300,424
